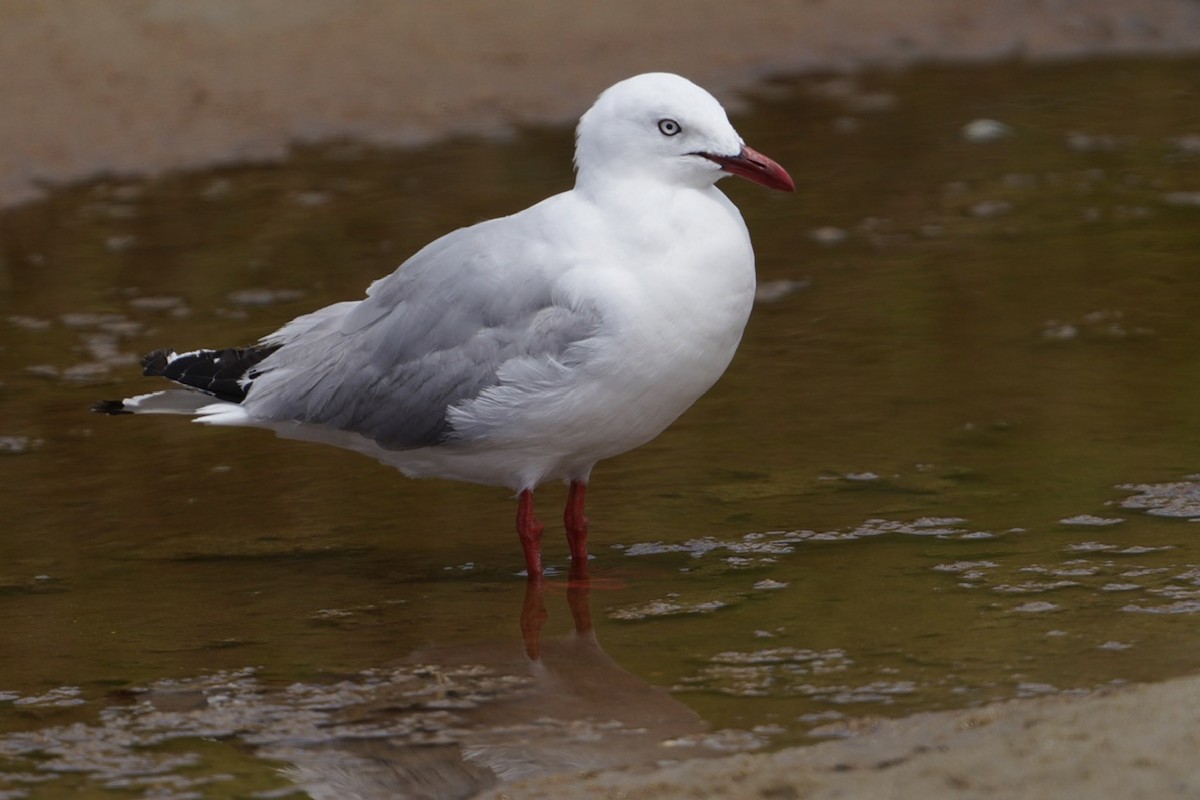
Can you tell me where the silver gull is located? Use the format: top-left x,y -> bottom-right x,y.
94,72 -> 794,577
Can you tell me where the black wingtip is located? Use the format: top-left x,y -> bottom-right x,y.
141,348 -> 171,376
91,399 -> 131,415
138,344 -> 279,403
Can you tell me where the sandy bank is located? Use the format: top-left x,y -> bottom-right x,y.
4,0 -> 1200,207
483,673 -> 1200,799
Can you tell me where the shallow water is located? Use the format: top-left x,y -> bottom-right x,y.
2,57 -> 1200,797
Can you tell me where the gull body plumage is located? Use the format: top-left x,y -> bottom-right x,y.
97,72 -> 794,576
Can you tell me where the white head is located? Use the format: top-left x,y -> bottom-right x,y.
574,72 -> 793,194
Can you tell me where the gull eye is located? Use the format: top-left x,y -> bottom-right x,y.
657,118 -> 681,137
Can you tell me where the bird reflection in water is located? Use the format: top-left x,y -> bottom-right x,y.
282,568 -> 714,799
519,561 -> 592,661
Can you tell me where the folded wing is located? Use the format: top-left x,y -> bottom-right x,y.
244,218 -> 602,450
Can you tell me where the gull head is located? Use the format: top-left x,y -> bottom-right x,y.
574,72 -> 794,194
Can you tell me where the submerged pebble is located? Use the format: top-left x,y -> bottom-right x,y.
754,279 -> 809,303
200,178 -> 232,199
609,598 -> 730,621
7,315 -> 52,331
969,199 -> 1012,218
12,686 -> 84,707
1123,600 -> 1200,615
662,729 -> 767,752
1118,479 -> 1200,519
962,118 -> 1013,142
25,364 -> 60,379
1170,133 -> 1200,153
809,226 -> 847,245
1040,311 -> 1151,342
128,295 -> 186,313
752,579 -> 789,591
1041,321 -> 1078,341
0,436 -> 41,455
60,363 -> 112,383
1060,515 -> 1125,527
1066,131 -> 1125,152
676,648 -> 861,702
993,580 -> 1080,594
933,560 -> 1000,573
1161,191 -> 1200,207
1012,601 -> 1061,613
227,288 -> 305,307
105,234 -> 136,252
293,190 -> 332,207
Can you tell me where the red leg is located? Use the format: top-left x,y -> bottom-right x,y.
564,480 -> 590,565
516,489 -> 544,577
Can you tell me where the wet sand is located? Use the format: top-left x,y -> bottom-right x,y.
5,2 -> 1200,797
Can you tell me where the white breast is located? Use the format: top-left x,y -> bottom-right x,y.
424,183 -> 757,489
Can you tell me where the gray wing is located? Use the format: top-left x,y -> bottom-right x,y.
243,218 -> 601,449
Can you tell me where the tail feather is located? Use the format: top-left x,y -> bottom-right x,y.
91,390 -> 230,416
91,344 -> 279,416
91,399 -> 132,415
141,345 -> 279,403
